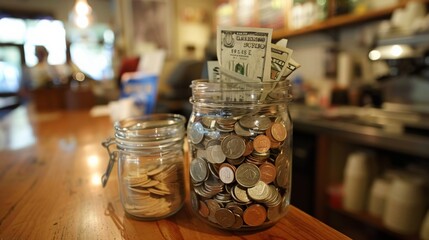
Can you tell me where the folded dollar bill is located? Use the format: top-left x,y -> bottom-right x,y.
217,26 -> 272,82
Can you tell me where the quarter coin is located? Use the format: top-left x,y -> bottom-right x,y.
235,163 -> 260,188
189,122 -> 204,144
221,135 -> 246,159
190,157 -> 208,183
247,181 -> 269,201
207,145 -> 226,164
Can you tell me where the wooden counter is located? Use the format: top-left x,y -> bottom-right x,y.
0,105 -> 350,240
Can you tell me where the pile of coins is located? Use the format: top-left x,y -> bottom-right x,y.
122,160 -> 184,218
189,113 -> 291,229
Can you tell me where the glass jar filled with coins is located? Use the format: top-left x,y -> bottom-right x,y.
101,114 -> 186,220
187,79 -> 292,230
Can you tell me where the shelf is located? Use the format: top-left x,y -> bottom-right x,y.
273,1 -> 427,39
329,206 -> 420,240
377,32 -> 429,46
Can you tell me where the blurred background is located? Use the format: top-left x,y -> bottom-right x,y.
0,0 -> 429,239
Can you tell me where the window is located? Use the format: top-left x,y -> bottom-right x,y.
0,15 -> 114,94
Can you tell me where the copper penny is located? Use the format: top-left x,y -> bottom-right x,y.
243,204 -> 267,226
271,122 -> 287,142
198,200 -> 210,217
270,139 -> 281,149
265,124 -> 275,141
243,140 -> 254,156
265,126 -> 281,149
253,135 -> 271,153
267,204 -> 283,221
259,162 -> 277,184
214,208 -> 236,228
230,213 -> 244,229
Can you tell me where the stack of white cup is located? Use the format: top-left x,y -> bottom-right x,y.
343,151 -> 373,212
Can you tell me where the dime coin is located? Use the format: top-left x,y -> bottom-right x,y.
243,204 -> 267,226
235,163 -> 260,188
219,163 -> 235,184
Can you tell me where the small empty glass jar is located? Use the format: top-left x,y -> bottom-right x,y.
101,114 -> 186,220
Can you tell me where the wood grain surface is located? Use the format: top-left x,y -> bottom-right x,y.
0,106 -> 350,240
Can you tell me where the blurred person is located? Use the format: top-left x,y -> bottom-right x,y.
28,45 -> 61,89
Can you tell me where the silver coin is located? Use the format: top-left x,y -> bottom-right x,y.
239,115 -> 271,131
190,191 -> 199,212
235,163 -> 260,188
206,130 -> 221,140
234,122 -> 254,137
202,116 -> 216,129
196,149 -> 207,160
247,180 -> 269,201
207,145 -> 226,164
221,135 -> 245,159
233,185 -> 251,203
190,157 -> 208,183
189,122 -> 204,144
206,139 -> 221,148
219,164 -> 235,184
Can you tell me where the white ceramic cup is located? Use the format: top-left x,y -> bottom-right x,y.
383,176 -> 427,234
368,178 -> 390,217
343,151 -> 371,212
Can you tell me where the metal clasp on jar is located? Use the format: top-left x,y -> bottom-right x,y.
101,137 -> 118,187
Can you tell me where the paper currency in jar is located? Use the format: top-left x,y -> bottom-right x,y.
217,26 -> 272,81
270,44 -> 293,81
